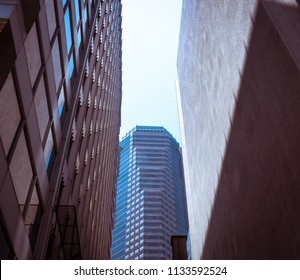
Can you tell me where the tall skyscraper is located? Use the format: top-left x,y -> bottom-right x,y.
112,126 -> 188,260
0,0 -> 122,259
177,0 -> 300,259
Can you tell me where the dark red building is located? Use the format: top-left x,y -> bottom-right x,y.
0,0 -> 122,259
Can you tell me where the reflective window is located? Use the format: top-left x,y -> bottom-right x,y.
58,85 -> 65,117
51,36 -> 62,91
69,52 -> 75,78
44,128 -> 54,169
34,76 -> 49,140
9,130 -> 33,212
75,0 -> 80,25
45,0 -> 56,39
24,23 -> 42,87
83,5 -> 88,26
0,72 -> 21,155
77,27 -> 82,47
64,6 -> 72,54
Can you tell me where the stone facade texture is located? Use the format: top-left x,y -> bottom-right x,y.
177,0 -> 300,259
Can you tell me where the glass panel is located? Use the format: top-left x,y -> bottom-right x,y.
62,0 -> 67,7
83,5 -> 87,26
75,0 -> 80,25
24,23 -> 42,87
69,52 -> 75,78
44,128 -> 54,169
64,6 -> 72,54
58,85 -> 65,117
45,0 -> 56,39
77,26 -> 82,47
9,130 -> 33,210
34,76 -> 49,140
51,36 -> 62,92
0,72 -> 21,155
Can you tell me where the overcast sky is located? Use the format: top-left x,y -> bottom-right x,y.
120,0 -> 183,142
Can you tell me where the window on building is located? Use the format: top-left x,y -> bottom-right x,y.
24,23 -> 42,88
83,4 -> 88,27
34,76 -> 50,140
44,126 -> 55,171
0,72 -> 21,155
51,36 -> 62,92
75,0 -> 80,25
69,52 -> 75,78
63,4 -> 75,78
77,27 -> 82,47
64,6 -> 72,54
45,0 -> 57,40
9,130 -> 33,213
57,84 -> 66,118
62,0 -> 67,8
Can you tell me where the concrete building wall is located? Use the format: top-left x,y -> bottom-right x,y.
202,1 -> 300,259
177,0 -> 299,259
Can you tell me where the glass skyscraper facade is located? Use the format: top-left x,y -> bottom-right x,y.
112,126 -> 188,260
0,0 -> 122,259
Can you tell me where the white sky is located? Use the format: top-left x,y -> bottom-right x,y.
120,0 -> 183,142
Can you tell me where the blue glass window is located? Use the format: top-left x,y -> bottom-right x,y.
44,129 -> 54,169
83,5 -> 88,25
58,86 -> 65,117
75,0 -> 80,25
69,53 -> 75,78
64,6 -> 72,54
77,28 -> 82,47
